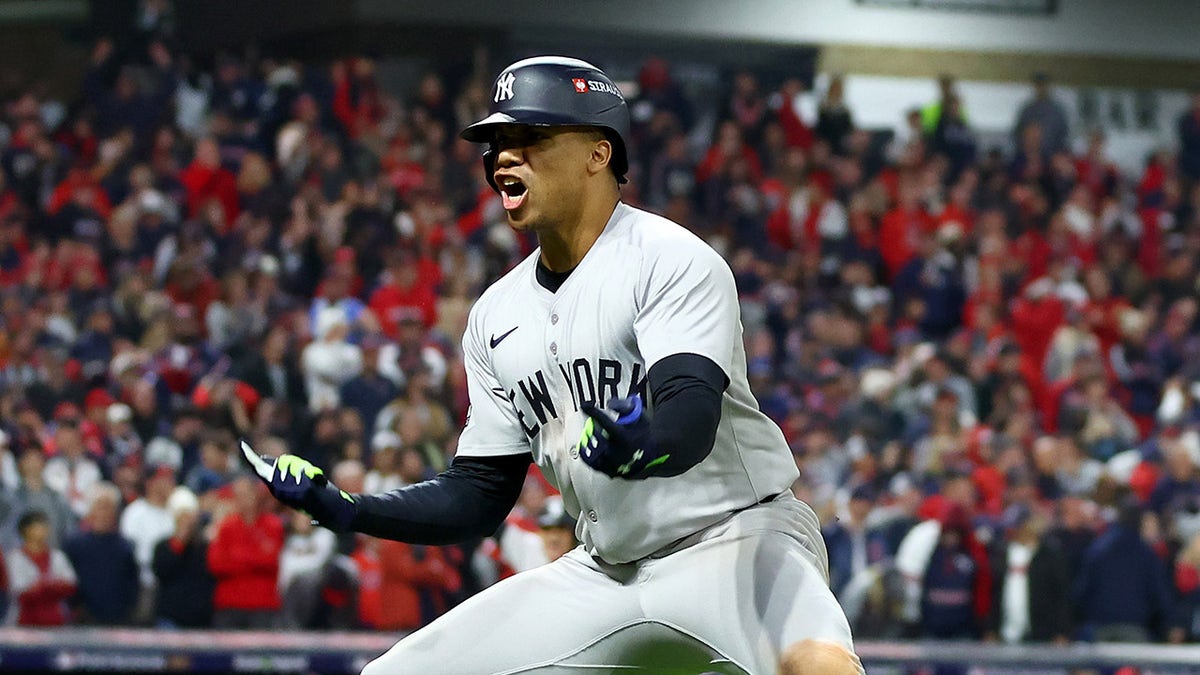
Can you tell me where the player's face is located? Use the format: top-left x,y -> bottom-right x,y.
491,125 -> 605,232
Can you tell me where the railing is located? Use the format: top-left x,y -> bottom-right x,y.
1,629 -> 1199,673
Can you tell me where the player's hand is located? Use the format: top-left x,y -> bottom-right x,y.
240,441 -> 357,531
577,395 -> 668,479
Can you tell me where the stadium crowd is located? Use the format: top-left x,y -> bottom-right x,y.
1,6 -> 1200,648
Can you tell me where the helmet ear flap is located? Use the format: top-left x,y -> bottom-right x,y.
482,146 -> 498,193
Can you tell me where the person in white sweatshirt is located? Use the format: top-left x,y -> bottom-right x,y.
278,509 -> 338,628
301,307 -> 363,413
119,465 -> 178,623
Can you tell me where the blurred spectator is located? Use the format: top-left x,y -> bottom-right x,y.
43,421 -> 103,518
339,335 -> 399,435
930,95 -> 976,180
1,446 -> 76,550
237,325 -> 308,410
63,482 -> 138,624
82,38 -> 177,140
376,538 -> 462,631
377,368 -> 454,465
893,230 -> 968,341
179,137 -> 240,224
1073,500 -> 1172,642
629,57 -> 694,161
205,270 -> 267,358
369,250 -> 439,337
152,486 -> 214,628
207,476 -> 283,629
120,463 -> 178,622
1043,306 -> 1100,385
537,496 -> 578,563
351,534 -> 383,629
377,313 -> 448,394
495,471 -> 550,575
308,264 -> 369,337
184,431 -> 237,498
333,57 -> 385,141
302,307 -> 364,413
918,505 -> 992,640
987,505 -> 1071,644
1147,436 -> 1200,516
921,75 -> 962,134
1109,308 -> 1160,436
824,485 -> 886,598
697,120 -> 763,192
1062,374 -> 1140,461
1048,496 -> 1097,582
279,509 -> 337,629
1054,435 -> 1105,497
6,510 -> 76,626
816,76 -> 853,156
1178,89 -> 1200,183
1172,530 -> 1200,642
725,70 -> 770,149
0,430 -> 17,493
1013,73 -> 1070,159
364,431 -> 403,494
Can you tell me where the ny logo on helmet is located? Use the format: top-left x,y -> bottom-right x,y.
494,72 -> 516,103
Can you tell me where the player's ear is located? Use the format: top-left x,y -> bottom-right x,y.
586,136 -> 613,178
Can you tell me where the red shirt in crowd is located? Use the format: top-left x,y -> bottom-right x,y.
377,540 -> 461,631
369,278 -> 439,336
1010,230 -> 1052,282
351,542 -> 383,629
1136,206 -> 1170,276
13,547 -> 74,626
878,205 -> 934,278
776,92 -> 814,150
1084,295 -> 1131,357
695,143 -> 763,185
180,160 -> 240,227
46,171 -> 113,219
1009,294 -> 1065,372
332,61 -> 384,140
207,510 -> 284,612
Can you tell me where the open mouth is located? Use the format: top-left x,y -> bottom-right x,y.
498,176 -> 528,211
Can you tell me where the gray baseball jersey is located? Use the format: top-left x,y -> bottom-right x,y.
456,202 -> 800,564
361,202 -> 861,674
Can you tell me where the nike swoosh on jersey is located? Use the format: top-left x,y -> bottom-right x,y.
489,326 -> 518,348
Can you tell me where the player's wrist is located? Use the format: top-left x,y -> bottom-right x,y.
310,483 -> 358,531
579,395 -> 667,479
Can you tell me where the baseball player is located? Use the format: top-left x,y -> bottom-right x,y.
244,56 -> 863,674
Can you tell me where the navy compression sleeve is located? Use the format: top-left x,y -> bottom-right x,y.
349,452 -> 531,544
641,353 -> 728,478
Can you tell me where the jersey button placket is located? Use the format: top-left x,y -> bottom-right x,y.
548,304 -> 560,360
547,301 -> 562,361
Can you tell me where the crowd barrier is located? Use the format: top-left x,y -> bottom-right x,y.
0,629 -> 1198,673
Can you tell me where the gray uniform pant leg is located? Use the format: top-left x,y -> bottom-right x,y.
640,493 -> 858,674
362,494 -> 856,675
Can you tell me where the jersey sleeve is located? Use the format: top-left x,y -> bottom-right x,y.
456,305 -> 531,458
633,237 -> 738,378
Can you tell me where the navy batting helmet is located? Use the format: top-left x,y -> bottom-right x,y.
461,56 -> 630,190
